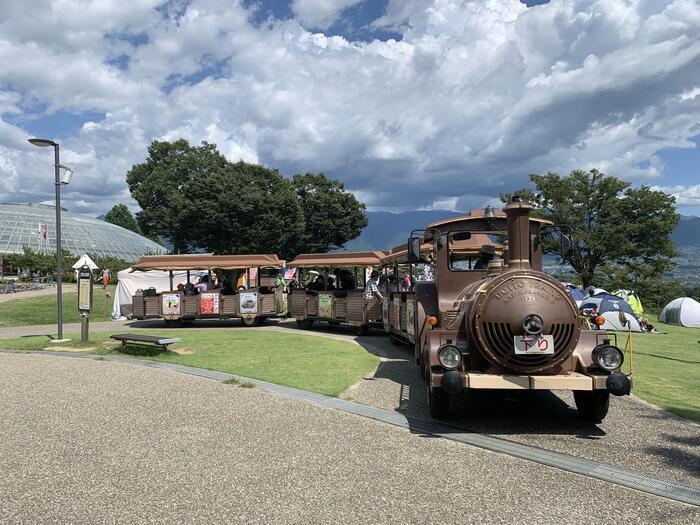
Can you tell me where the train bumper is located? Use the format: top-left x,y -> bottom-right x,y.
606,372 -> 632,396
431,371 -> 630,392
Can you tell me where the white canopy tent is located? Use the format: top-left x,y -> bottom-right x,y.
659,297 -> 700,328
112,268 -> 201,319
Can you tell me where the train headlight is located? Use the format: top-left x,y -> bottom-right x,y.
592,344 -> 624,371
438,345 -> 461,370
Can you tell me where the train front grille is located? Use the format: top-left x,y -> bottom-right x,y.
481,321 -> 575,372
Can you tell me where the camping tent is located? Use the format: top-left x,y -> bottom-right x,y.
579,292 -> 642,332
658,297 -> 700,328
112,268 -> 200,319
563,283 -> 584,305
612,289 -> 644,317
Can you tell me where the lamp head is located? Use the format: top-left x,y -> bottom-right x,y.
60,168 -> 73,185
28,138 -> 57,147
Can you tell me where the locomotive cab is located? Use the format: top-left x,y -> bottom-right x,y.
412,198 -> 631,421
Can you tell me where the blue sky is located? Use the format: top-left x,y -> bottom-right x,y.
1,0 -> 699,216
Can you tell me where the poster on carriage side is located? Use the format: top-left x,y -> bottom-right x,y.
162,293 -> 181,316
239,292 -> 258,314
406,300 -> 416,336
318,293 -> 333,318
200,292 -> 220,315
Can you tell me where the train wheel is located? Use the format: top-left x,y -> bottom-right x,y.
240,316 -> 260,327
427,385 -> 450,419
574,390 -> 610,422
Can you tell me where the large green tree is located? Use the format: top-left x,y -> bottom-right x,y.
181,161 -> 304,258
125,140 -> 368,258
504,169 -> 679,288
126,140 -> 228,253
292,173 -> 367,253
104,204 -> 141,234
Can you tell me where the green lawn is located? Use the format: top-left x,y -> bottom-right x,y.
622,320 -> 700,423
0,329 -> 380,397
0,285 -> 115,327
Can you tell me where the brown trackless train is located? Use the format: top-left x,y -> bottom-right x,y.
129,197 -> 631,422
391,197 -> 631,421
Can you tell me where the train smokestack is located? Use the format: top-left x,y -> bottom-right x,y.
505,196 -> 532,270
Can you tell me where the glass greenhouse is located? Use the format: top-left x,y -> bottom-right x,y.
0,203 -> 167,262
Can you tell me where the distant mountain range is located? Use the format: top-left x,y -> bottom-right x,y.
95,209 -> 700,251
342,211 -> 700,251
672,215 -> 700,246
342,210 -> 463,252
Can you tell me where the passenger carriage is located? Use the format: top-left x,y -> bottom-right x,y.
130,254 -> 285,327
287,251 -> 387,335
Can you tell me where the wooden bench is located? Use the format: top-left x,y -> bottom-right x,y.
110,333 -> 181,352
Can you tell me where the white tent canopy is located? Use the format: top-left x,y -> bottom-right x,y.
659,297 -> 700,328
72,254 -> 98,270
112,268 -> 201,320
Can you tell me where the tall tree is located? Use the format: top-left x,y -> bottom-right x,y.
503,169 -> 679,288
292,173 -> 367,253
126,140 -> 228,253
104,204 -> 141,234
181,161 -> 304,259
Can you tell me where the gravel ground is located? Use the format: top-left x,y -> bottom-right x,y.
344,336 -> 700,485
1,353 -> 698,524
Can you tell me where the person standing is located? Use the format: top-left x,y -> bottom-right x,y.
274,272 -> 285,312
364,270 -> 383,302
101,267 -> 111,289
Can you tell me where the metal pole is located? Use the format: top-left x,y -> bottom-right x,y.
54,144 -> 63,340
80,315 -> 89,343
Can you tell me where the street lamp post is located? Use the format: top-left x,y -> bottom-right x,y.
28,138 -> 71,342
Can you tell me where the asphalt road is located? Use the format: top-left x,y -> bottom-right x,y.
1,316 -> 697,487
1,353 -> 698,524
343,330 -> 700,486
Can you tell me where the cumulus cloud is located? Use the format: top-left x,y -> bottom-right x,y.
652,183 -> 700,206
1,0 -> 700,216
291,0 -> 364,30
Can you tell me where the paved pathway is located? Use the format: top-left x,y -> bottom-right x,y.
1,318 -> 697,486
0,284 -> 76,303
344,332 -> 700,485
1,353 -> 697,524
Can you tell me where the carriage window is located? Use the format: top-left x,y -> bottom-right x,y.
448,231 -> 499,271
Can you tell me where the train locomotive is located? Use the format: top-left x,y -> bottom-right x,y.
401,197 -> 631,421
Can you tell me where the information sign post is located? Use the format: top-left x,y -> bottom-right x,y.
77,264 -> 93,342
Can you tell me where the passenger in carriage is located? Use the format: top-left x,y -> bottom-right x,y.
364,270 -> 384,301
377,274 -> 388,294
334,268 -> 355,290
235,270 -> 246,290
387,274 -> 398,292
195,275 -> 209,293
326,277 -> 336,291
307,274 -> 325,291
